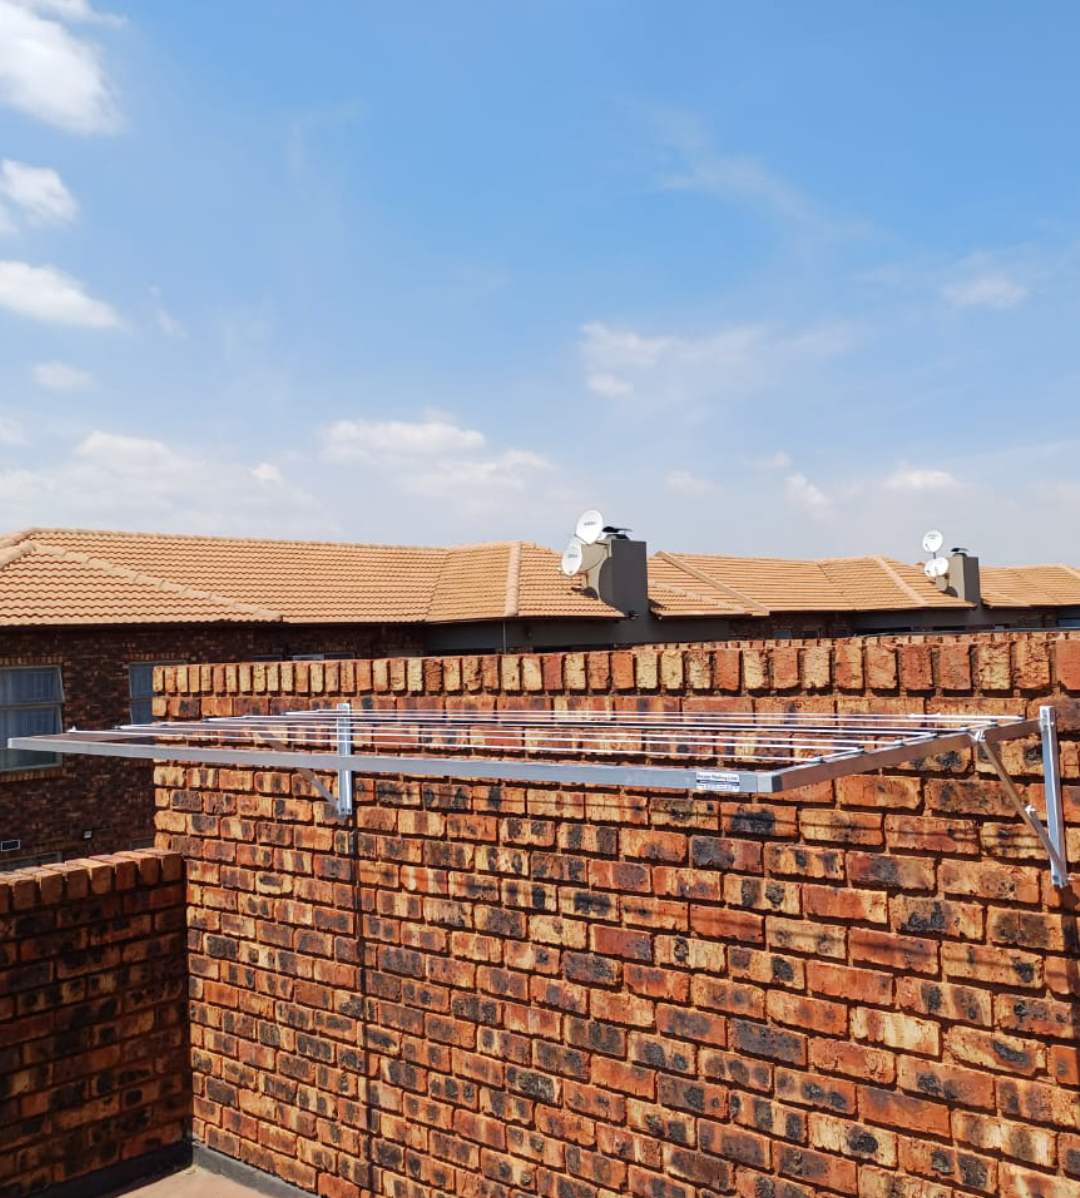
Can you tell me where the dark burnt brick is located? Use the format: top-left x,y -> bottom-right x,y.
205,935 -> 238,960
730,1019 -> 806,1066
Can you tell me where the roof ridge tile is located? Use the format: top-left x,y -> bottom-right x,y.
654,551 -> 770,616
504,542 -> 522,619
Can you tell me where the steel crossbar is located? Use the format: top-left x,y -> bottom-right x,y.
7,704 -> 1068,886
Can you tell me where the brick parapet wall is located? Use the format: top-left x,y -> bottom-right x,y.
0,849 -> 190,1196
147,630 -> 1080,1198
155,630 -> 1080,710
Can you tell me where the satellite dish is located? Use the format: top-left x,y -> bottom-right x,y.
924,556 -> 949,579
922,529 -> 944,555
575,509 -> 605,545
561,537 -> 585,576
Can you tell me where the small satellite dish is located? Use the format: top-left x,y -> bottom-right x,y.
924,556 -> 949,579
575,509 -> 605,545
561,537 -> 585,577
922,529 -> 944,555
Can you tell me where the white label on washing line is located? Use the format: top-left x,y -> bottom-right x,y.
695,770 -> 743,793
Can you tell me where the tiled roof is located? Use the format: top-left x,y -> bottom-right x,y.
649,552 -> 973,617
0,528 -> 618,627
981,565 -> 1080,609
5,527 -> 1080,628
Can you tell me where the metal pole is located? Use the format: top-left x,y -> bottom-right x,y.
336,702 -> 354,817
1040,705 -> 1068,889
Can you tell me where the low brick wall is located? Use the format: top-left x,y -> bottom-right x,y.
152,635 -> 1080,1198
0,849 -> 191,1196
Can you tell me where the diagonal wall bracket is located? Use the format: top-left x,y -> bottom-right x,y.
976,705 -> 1068,888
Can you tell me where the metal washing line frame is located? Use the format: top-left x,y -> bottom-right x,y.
9,703 -> 1069,887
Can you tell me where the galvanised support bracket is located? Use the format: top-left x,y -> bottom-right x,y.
975,704 -> 1068,889
335,702 -> 354,817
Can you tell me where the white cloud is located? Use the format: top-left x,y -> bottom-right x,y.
251,462 -> 283,484
581,319 -> 853,412
757,449 -> 792,470
0,415 -> 25,444
666,469 -> 715,497
318,413 -> 554,512
403,449 -> 551,501
0,160 -> 77,224
75,429 -> 182,473
323,416 -> 487,463
586,372 -> 633,399
652,109 -> 867,240
0,0 -> 120,133
0,428 -> 319,535
15,0 -> 124,25
0,261 -> 120,327
149,285 -> 186,338
943,273 -> 1028,310
32,360 -> 93,390
784,471 -> 831,518
885,466 -> 960,492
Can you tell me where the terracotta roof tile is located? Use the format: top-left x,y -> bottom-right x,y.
6,527 -> 1080,628
0,528 -> 619,627
649,553 -> 972,617
0,543 -> 275,625
981,565 -> 1080,608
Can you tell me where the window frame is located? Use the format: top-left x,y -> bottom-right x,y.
127,661 -> 183,725
0,665 -> 64,773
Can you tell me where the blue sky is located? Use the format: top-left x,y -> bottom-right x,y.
1,1 -> 1079,561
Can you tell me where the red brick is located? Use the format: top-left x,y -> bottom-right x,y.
621,829 -> 687,864
851,1008 -> 938,1056
885,814 -> 978,854
765,844 -> 845,880
1056,640 -> 1080,692
897,1056 -> 996,1110
849,927 -> 938,975
775,1141 -> 858,1195
997,1075 -> 1080,1129
837,774 -> 920,811
766,990 -> 847,1036
942,941 -> 1042,990
938,643 -> 972,691
939,858 -> 1039,902
802,809 -> 883,847
945,1026 -> 1045,1077
845,851 -> 935,891
774,1066 -> 856,1115
803,884 -> 887,924
898,644 -> 933,691
999,1164 -> 1066,1198
865,645 -> 898,691
901,1138 -> 997,1195
858,1084 -> 950,1136
890,895 -> 984,940
809,1111 -> 897,1167
896,976 -> 991,1025
807,961 -> 892,1006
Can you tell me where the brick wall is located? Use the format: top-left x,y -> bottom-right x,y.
1,622 -> 421,868
152,632 -> 1080,1198
0,848 -> 190,1196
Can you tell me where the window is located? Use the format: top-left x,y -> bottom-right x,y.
129,663 -> 176,724
0,666 -> 63,772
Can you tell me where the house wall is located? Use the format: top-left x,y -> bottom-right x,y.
0,623 -> 422,869
153,632 -> 1080,1198
0,849 -> 189,1197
